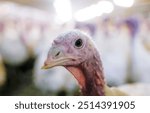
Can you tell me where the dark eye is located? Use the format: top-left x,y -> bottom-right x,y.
75,39 -> 83,48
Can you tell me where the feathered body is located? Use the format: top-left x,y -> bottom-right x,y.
131,21 -> 150,82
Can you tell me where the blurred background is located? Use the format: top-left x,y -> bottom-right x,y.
0,0 -> 150,96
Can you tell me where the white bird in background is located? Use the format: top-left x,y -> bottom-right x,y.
132,21 -> 150,82
20,21 -> 42,57
94,19 -> 130,86
0,19 -> 29,66
0,2 -> 52,66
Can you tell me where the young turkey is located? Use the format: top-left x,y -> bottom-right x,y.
0,19 -> 29,66
94,19 -> 130,86
0,2 -> 52,66
42,30 -> 150,96
131,20 -> 150,83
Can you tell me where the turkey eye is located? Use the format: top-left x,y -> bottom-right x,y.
75,39 -> 83,48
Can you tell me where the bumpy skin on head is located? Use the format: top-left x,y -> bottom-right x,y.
45,30 -> 94,66
42,30 -> 106,96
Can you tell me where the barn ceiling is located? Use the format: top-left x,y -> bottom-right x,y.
0,0 -> 149,17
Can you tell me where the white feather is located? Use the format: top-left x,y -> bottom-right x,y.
94,26 -> 130,85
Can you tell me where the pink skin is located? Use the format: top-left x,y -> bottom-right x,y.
43,30 -> 105,96
45,30 -> 93,66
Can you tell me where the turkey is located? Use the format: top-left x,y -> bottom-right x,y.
0,3 -> 29,66
94,18 -> 130,85
131,18 -> 150,82
42,30 -> 150,96
0,18 -> 29,66
0,2 -> 52,66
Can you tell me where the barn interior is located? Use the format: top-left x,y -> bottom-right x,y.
0,0 -> 150,95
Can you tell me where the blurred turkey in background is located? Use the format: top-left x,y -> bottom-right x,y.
0,0 -> 150,95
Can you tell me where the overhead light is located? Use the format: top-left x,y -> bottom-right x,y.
74,4 -> 102,22
113,0 -> 134,7
98,1 -> 114,14
53,0 -> 72,24
74,1 -> 114,22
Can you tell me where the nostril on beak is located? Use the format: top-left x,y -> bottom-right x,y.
55,51 -> 60,57
51,48 -> 62,58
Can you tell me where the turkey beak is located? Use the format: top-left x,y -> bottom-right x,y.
41,57 -> 72,69
41,47 -> 74,69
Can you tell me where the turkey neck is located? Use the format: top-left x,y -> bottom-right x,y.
81,54 -> 106,96
66,52 -> 106,96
